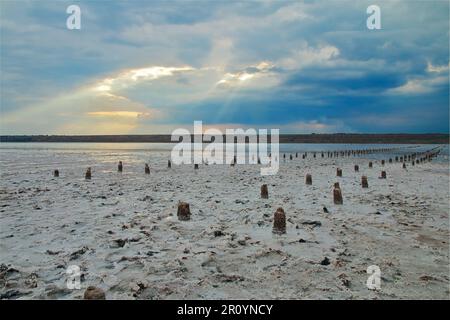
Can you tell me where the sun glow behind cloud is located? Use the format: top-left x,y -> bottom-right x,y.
0,0 -> 448,134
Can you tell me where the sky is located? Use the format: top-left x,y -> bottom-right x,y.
0,0 -> 449,134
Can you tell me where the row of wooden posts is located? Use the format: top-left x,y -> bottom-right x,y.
173,147 -> 441,235
51,147 -> 441,180
47,148 -> 443,235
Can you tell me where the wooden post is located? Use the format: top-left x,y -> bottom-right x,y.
305,174 -> 312,185
85,167 -> 91,180
337,168 -> 342,177
177,202 -> 191,221
380,171 -> 387,179
145,164 -> 150,174
272,207 -> 286,235
261,184 -> 268,199
168,160 -> 172,168
354,165 -> 359,172
361,176 -> 368,188
53,170 -> 59,177
369,161 -> 373,168
333,187 -> 343,204
84,286 -> 105,300
118,161 -> 123,172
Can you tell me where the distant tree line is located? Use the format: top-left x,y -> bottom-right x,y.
0,133 -> 448,144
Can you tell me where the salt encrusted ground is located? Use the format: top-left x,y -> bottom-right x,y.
0,146 -> 449,299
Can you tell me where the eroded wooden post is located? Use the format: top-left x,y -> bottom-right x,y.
333,187 -> 343,205
272,207 -> 286,235
361,176 -> 368,188
305,174 -> 312,185
177,202 -> 191,221
85,167 -> 91,180
261,184 -> 268,199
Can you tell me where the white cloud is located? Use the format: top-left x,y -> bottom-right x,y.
279,43 -> 340,70
387,76 -> 447,95
427,61 -> 450,73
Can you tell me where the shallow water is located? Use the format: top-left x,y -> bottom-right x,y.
1,143 -> 448,164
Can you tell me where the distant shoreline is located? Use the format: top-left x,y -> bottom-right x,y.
1,134 -> 448,144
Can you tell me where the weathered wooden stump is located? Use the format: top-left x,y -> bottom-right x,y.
168,160 -> 172,168
261,184 -> 268,199
380,171 -> 387,179
272,207 -> 286,235
369,161 -> 373,168
53,170 -> 59,177
145,163 -> 150,174
84,286 -> 105,300
381,160 -> 385,166
194,164 -> 199,170
118,161 -> 123,172
290,154 -> 293,160
402,163 -> 406,169
354,165 -> 359,172
177,202 -> 191,221
305,174 -> 312,185
85,167 -> 91,180
361,176 -> 368,188
333,187 -> 343,204
389,158 -> 392,163
337,168 -> 342,177
334,182 -> 340,189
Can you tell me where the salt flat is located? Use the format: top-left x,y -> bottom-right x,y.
0,145 -> 448,299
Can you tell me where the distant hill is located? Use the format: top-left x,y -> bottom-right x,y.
0,134 -> 448,144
